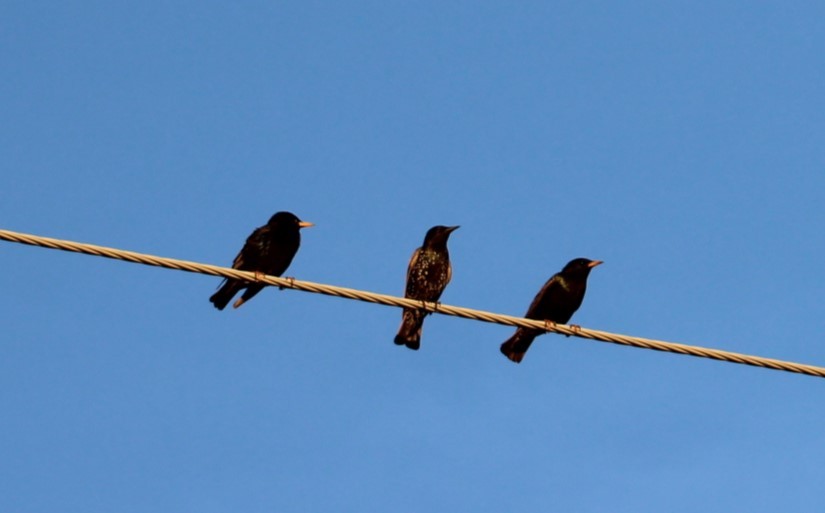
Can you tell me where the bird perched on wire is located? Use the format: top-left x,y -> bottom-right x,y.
394,225 -> 459,350
500,258 -> 602,363
209,211 -> 313,310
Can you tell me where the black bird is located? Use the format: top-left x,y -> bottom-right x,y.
209,211 -> 313,310
500,258 -> 602,363
394,225 -> 459,350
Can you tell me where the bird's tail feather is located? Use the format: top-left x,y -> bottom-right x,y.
500,328 -> 539,363
394,309 -> 425,350
233,284 -> 265,309
209,280 -> 243,311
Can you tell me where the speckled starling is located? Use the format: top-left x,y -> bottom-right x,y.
394,225 -> 459,350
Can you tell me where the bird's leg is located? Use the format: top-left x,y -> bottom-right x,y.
279,276 -> 296,291
543,319 -> 557,333
421,299 -> 432,316
253,271 -> 265,282
566,324 -> 582,338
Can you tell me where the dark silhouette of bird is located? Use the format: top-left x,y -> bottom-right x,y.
209,211 -> 313,310
394,225 -> 459,350
500,258 -> 602,363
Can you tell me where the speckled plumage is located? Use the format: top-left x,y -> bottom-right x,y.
500,258 -> 602,363
209,211 -> 312,310
394,225 -> 459,350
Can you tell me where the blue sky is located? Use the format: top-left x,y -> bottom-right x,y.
2,2 -> 824,511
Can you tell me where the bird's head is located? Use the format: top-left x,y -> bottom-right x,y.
268,211 -> 314,230
561,258 -> 603,277
423,225 -> 460,248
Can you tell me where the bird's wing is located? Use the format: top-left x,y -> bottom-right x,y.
403,247 -> 423,297
232,225 -> 267,270
231,247 -> 247,269
406,247 -> 422,279
524,273 -> 561,319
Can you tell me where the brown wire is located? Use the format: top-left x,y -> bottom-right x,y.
2,228 -> 823,379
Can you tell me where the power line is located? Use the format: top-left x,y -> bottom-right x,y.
2,227 -> 823,379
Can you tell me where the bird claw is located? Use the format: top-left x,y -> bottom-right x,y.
253,271 -> 265,281
566,324 -> 582,337
543,320 -> 557,332
279,276 -> 296,291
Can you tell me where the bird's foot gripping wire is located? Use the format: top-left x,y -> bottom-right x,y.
565,324 -> 582,338
423,300 -> 442,316
253,271 -> 265,282
279,276 -> 296,291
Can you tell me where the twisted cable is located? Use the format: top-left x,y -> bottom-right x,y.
2,228 -> 823,378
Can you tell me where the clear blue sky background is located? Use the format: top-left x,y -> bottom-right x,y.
2,2 -> 824,511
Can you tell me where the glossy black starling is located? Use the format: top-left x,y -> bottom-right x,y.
209,211 -> 313,310
500,258 -> 602,363
394,225 -> 459,350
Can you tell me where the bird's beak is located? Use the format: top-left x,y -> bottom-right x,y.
588,260 -> 603,268
446,225 -> 460,233
298,221 -> 314,228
